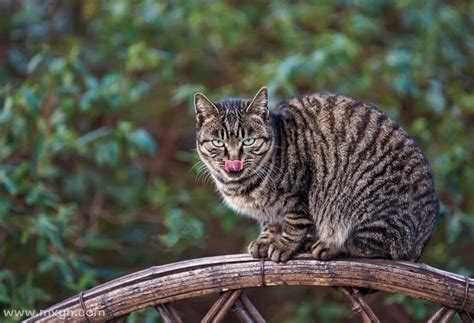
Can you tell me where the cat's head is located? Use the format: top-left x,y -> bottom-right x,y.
194,87 -> 274,183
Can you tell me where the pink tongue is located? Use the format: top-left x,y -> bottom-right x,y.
225,160 -> 243,173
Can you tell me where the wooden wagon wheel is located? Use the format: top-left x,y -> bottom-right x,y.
25,254 -> 473,322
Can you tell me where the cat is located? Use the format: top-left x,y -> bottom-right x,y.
194,87 -> 438,263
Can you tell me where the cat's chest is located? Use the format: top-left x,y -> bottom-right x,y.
222,193 -> 280,222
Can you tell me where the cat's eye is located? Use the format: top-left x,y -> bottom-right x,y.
211,139 -> 224,147
243,138 -> 256,146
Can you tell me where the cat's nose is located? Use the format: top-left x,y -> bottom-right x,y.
225,160 -> 243,173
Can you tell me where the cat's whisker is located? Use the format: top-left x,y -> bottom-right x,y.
193,165 -> 207,177
190,160 -> 207,173
195,166 -> 212,184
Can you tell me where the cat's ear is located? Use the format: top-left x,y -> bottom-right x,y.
194,92 -> 219,122
246,87 -> 268,117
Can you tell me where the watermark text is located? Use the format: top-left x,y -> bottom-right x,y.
3,308 -> 106,320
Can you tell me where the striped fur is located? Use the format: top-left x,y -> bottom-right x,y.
195,87 -> 439,262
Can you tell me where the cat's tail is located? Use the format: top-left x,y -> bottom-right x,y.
413,201 -> 439,261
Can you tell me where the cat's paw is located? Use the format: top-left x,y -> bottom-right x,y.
248,239 -> 272,258
311,240 -> 339,260
267,241 -> 297,262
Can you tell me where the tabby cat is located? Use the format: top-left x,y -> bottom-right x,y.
194,87 -> 438,263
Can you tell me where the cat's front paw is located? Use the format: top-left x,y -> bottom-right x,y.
248,238 -> 272,259
311,240 -> 339,260
267,241 -> 297,262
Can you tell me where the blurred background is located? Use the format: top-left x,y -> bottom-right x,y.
0,0 -> 473,322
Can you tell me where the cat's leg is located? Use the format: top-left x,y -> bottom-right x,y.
248,222 -> 281,259
311,240 -> 343,260
299,225 -> 317,253
310,226 -> 349,260
344,224 -> 416,261
337,224 -> 416,296
310,230 -> 395,260
311,224 -> 416,261
267,213 -> 313,262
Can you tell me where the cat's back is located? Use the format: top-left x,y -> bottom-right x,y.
277,92 -> 413,154
276,91 -> 437,230
279,92 -> 397,135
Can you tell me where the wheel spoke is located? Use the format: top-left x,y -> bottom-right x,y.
458,311 -> 473,323
233,293 -> 266,323
202,289 -> 243,323
339,287 -> 380,323
155,303 -> 183,323
426,306 -> 457,323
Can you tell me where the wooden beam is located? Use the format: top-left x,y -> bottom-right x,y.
24,254 -> 473,322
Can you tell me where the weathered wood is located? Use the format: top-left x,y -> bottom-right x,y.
239,293 -> 266,323
233,299 -> 254,323
458,311 -> 473,323
24,254 -> 474,322
232,293 -> 265,323
427,306 -> 458,323
202,289 -> 242,323
339,287 -> 380,323
439,308 -> 457,323
155,303 -> 182,323
427,306 -> 449,323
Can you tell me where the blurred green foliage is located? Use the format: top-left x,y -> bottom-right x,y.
0,0 -> 473,321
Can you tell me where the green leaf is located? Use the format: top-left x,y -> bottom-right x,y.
425,80 -> 446,113
0,176 -> 17,195
94,141 -> 121,166
128,129 -> 157,155
0,269 -> 12,281
27,53 -> 43,74
21,88 -> 40,112
79,89 -> 100,111
458,94 -> 474,111
0,284 -> 10,303
46,231 -> 65,253
76,128 -> 111,147
446,214 -> 462,244
48,58 -> 66,74
38,258 -> 56,273
36,214 -> 58,235
0,96 -> 13,123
